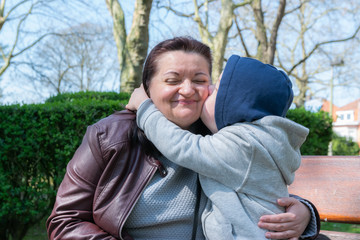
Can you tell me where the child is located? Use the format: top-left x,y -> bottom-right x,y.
126,55 -> 309,239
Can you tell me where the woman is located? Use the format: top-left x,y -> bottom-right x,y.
47,36 -> 319,240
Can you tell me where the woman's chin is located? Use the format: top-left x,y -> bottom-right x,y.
171,114 -> 200,129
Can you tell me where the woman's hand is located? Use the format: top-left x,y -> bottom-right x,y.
258,197 -> 311,240
126,84 -> 149,111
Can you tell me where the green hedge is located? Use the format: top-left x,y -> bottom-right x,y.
0,92 -> 129,240
332,134 -> 360,155
0,93 -> 331,240
287,107 -> 333,155
45,91 -> 130,104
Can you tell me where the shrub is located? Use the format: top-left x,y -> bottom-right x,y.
287,107 -> 333,155
0,93 -> 126,240
45,91 -> 130,104
332,134 -> 360,155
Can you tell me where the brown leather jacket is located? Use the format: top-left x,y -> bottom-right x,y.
47,110 -> 166,240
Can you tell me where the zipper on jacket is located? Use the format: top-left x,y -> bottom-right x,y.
155,159 -> 167,177
118,159 -> 166,239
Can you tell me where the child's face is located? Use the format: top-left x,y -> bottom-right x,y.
200,73 -> 222,133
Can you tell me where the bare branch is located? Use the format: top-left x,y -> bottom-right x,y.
284,0 -> 310,15
0,3 -> 31,75
268,0 -> 286,64
157,4 -> 194,18
156,0 -> 218,19
204,0 -> 209,29
288,24 -> 360,74
233,0 -> 253,9
0,0 -> 5,17
0,0 -> 29,30
193,0 -> 212,42
13,32 -> 63,57
234,16 -> 251,57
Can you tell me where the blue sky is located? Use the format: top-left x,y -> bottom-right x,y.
1,0 -> 359,108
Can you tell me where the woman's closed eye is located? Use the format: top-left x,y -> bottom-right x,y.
193,79 -> 209,84
165,78 -> 181,85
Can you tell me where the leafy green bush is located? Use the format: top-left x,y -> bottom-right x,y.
0,93 -> 126,240
0,94 -> 333,240
287,107 -> 333,155
45,91 -> 130,104
332,134 -> 360,155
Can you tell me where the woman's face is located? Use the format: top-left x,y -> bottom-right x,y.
148,51 -> 211,129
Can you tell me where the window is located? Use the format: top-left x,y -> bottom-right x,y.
336,111 -> 354,122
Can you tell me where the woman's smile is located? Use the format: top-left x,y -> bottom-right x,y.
174,99 -> 197,105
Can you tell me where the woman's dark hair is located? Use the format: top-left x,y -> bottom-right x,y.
130,36 -> 212,157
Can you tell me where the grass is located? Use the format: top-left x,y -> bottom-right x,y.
321,222 -> 360,233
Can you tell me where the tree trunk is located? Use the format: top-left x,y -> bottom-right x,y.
211,0 -> 234,81
295,3 -> 308,108
196,0 -> 235,82
251,0 -> 286,64
105,0 -> 152,93
267,0 -> 286,64
251,0 -> 268,63
121,0 -> 152,93
294,77 -> 308,107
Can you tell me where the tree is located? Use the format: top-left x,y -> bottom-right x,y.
192,0 -> 360,107
274,1 -> 360,107
2,0 -> 360,105
16,23 -> 119,97
105,0 -> 153,93
0,0 -> 58,78
159,0 -> 252,82
0,0 -> 114,102
160,0 -> 286,80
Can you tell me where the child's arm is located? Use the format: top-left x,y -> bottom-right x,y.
137,98 -> 254,191
127,87 -> 252,190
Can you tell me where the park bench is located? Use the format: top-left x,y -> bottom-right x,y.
288,155 -> 360,240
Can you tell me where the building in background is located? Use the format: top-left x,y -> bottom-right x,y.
321,98 -> 360,148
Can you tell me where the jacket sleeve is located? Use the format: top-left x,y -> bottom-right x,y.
46,125 -> 118,240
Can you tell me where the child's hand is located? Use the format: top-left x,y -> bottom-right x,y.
126,84 -> 149,111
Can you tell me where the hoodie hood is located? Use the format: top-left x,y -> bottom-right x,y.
215,55 -> 294,130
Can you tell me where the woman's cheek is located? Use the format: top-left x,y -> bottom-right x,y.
200,85 -> 210,102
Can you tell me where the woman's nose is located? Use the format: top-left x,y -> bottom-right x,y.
179,80 -> 195,96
